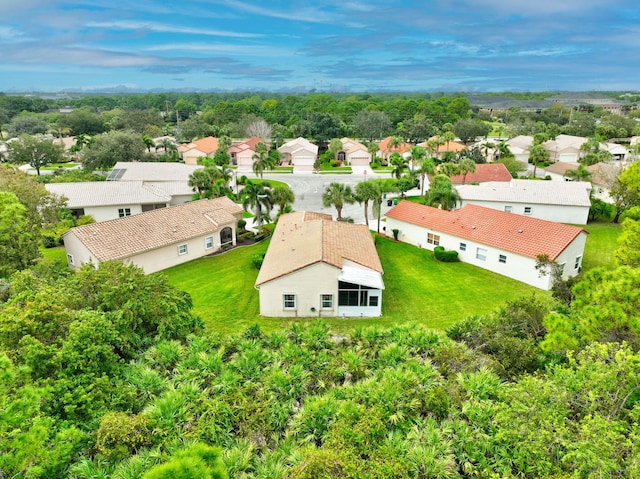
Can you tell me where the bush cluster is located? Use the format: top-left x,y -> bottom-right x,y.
434,245 -> 459,262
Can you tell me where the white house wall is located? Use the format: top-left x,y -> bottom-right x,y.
458,199 -> 589,225
258,262 -> 340,317
84,204 -> 144,222
385,217 -> 586,290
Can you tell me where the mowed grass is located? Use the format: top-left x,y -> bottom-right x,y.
162,234 -> 549,336
581,221 -> 621,270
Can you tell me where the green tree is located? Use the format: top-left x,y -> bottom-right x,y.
188,169 -> 212,198
0,192 -> 40,277
241,180 -> 273,230
453,118 -> 491,144
389,152 -> 408,179
142,443 -> 227,479
271,183 -> 295,217
355,180 -> 381,227
398,114 -> 436,144
416,157 -> 436,196
371,178 -> 398,233
251,141 -> 275,179
528,143 -> 550,178
62,109 -> 105,136
458,157 -> 476,184
6,115 -> 48,137
425,174 -> 460,210
354,110 -> 391,142
7,134 -> 64,175
611,161 -> 640,222
322,182 -> 355,220
614,206 -> 640,267
141,134 -> 155,153
82,131 -> 145,170
565,164 -> 592,182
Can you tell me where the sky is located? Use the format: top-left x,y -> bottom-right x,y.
1,0 -> 638,93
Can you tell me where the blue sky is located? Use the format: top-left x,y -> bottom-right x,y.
1,0 -> 638,93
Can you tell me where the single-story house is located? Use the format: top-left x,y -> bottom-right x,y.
178,136 -> 219,165
447,163 -> 513,185
385,201 -> 587,290
229,136 -> 264,171
62,197 -> 243,274
255,211 -> 384,317
45,181 -> 172,222
278,137 -> 318,173
378,136 -> 411,161
506,135 -> 534,163
543,161 -> 580,181
456,179 -> 592,225
338,137 -> 372,169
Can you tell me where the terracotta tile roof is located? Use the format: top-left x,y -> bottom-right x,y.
45,181 -> 171,208
445,163 -> 513,184
181,136 -> 219,154
385,201 -> 586,260
229,137 -> 264,153
64,198 -> 242,261
255,211 -> 382,286
378,136 -> 410,153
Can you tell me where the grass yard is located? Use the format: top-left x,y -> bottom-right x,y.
163,234 -> 549,336
581,221 -> 621,270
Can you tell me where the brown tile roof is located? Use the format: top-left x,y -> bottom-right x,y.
229,137 -> 264,153
182,136 -> 219,154
255,211 -> 382,286
440,163 -> 513,184
378,136 -> 411,154
64,198 -> 242,261
544,161 -> 578,176
385,201 -> 586,260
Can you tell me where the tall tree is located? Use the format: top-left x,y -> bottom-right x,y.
251,142 -> 275,179
528,143 -> 550,178
458,157 -> 476,184
322,182 -> 355,220
614,206 -> 640,268
0,191 -> 40,277
188,169 -> 212,198
241,180 -> 273,230
82,131 -> 145,171
425,174 -> 460,210
271,183 -> 295,217
389,152 -> 408,179
355,180 -> 381,227
611,161 -> 640,223
417,157 -> 436,196
354,110 -> 391,142
7,134 -> 64,175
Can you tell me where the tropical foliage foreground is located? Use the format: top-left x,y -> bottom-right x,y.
1,261 -> 640,478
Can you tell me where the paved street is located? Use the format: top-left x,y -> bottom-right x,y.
256,171 -> 411,230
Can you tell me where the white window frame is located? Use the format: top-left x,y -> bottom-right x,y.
558,262 -> 566,276
476,247 -> 487,261
320,293 -> 334,309
204,236 -> 214,250
283,293 -> 297,310
369,295 -> 379,307
504,205 -> 513,213
67,254 -> 75,265
459,242 -> 467,251
178,244 -> 188,255
118,207 -> 132,217
499,254 -> 507,264
427,233 -> 440,246
574,255 -> 582,270
524,206 -> 532,215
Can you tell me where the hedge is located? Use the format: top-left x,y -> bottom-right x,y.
434,245 -> 459,262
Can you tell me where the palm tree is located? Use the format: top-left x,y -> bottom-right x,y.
188,170 -> 212,198
252,142 -> 274,179
355,180 -> 381,227
371,178 -> 398,233
565,164 -> 592,182
528,144 -> 549,178
408,145 -> 426,171
438,162 -> 460,178
388,136 -> 404,151
440,131 -> 456,154
389,152 -> 408,179
271,184 -> 295,217
425,174 -> 460,210
241,180 -> 273,230
417,157 -> 436,196
458,158 -> 476,184
141,134 -> 155,153
322,182 -> 355,220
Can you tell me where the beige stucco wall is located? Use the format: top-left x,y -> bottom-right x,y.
63,232 -> 100,270
258,262 -> 340,317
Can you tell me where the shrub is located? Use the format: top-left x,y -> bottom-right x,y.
237,219 -> 247,232
330,159 -> 342,168
392,228 -> 400,240
252,252 -> 265,270
434,246 -> 459,262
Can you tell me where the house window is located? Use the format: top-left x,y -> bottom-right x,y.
558,262 -> 566,275
205,236 -> 214,249
524,206 -> 532,215
118,208 -> 131,217
369,296 -> 379,307
427,233 -> 440,246
499,254 -> 507,264
574,256 -> 582,270
504,206 -> 513,213
67,254 -> 74,265
459,242 -> 467,251
220,226 -> 233,245
178,244 -> 188,255
283,293 -> 296,310
321,294 -> 333,309
476,247 -> 487,261
338,281 -> 375,307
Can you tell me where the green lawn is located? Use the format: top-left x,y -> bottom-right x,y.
163,235 -> 549,336
581,221 -> 621,270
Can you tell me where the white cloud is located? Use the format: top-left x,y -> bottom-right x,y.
86,21 -> 263,38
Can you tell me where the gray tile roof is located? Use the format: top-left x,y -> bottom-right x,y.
64,198 -> 242,261
457,179 -> 591,207
45,181 -> 171,208
112,162 -> 203,182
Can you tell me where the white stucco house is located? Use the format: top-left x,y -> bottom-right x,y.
278,137 -> 318,173
255,211 -> 384,317
45,181 -> 180,222
506,135 -> 534,163
337,137 -> 372,170
385,201 -> 587,290
62,197 -> 243,274
456,179 -> 592,225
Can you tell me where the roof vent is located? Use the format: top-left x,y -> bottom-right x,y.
172,227 -> 177,233
518,229 -> 523,233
